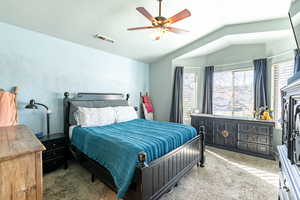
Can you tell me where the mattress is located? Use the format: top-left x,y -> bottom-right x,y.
70,119 -> 197,198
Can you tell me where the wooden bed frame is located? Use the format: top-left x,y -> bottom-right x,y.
63,92 -> 206,200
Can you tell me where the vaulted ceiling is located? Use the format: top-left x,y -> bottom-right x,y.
0,0 -> 291,63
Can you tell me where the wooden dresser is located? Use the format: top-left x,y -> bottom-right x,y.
191,114 -> 275,159
0,125 -> 45,200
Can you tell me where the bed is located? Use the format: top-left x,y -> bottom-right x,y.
63,92 -> 205,200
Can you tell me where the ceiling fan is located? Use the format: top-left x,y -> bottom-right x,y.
127,0 -> 191,40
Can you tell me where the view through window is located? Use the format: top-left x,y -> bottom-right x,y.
213,69 -> 254,117
183,72 -> 197,124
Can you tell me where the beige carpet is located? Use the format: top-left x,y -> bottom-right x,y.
44,147 -> 279,200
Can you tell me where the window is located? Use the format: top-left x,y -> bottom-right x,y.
272,61 -> 294,121
213,69 -> 254,117
183,72 -> 198,124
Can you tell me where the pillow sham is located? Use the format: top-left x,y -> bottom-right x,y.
74,106 -> 116,127
114,106 -> 138,123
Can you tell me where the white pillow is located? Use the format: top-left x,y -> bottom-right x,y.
114,106 -> 138,123
74,107 -> 116,127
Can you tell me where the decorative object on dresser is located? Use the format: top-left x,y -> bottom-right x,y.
0,87 -> 18,127
25,99 -> 51,138
39,132 -> 68,173
0,125 -> 45,200
191,114 -> 275,159
64,92 -> 205,200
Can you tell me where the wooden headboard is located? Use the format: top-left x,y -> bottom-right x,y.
63,92 -> 130,142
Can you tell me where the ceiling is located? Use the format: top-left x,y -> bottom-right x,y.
178,30 -> 293,59
0,0 -> 292,63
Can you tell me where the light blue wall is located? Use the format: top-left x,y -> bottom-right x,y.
0,22 -> 149,134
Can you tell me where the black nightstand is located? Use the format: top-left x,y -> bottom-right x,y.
39,133 -> 68,173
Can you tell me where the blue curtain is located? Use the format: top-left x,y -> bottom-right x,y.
170,67 -> 184,123
253,58 -> 268,111
202,66 -> 214,114
287,49 -> 300,84
294,49 -> 300,73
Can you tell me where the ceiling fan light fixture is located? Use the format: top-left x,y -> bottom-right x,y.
151,28 -> 168,40
128,0 -> 191,40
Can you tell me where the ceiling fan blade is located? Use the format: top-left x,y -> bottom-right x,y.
136,7 -> 155,22
167,27 -> 189,34
127,26 -> 157,31
167,9 -> 191,24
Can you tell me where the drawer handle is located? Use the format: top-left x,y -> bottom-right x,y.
283,179 -> 290,192
221,130 -> 229,137
283,185 -> 290,192
21,185 -> 36,193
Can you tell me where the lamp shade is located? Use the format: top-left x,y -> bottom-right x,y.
25,99 -> 38,109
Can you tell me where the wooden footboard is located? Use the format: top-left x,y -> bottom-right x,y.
70,127 -> 205,200
131,134 -> 204,200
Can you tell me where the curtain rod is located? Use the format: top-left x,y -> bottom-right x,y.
185,49 -> 294,69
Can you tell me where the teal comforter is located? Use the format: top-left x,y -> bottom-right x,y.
71,119 -> 197,198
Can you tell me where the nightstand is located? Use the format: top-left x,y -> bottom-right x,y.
39,133 -> 68,173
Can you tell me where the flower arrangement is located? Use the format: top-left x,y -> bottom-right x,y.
254,106 -> 274,120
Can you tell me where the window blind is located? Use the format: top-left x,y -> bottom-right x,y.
183,72 -> 198,124
272,61 -> 294,121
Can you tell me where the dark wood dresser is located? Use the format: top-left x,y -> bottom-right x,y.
0,125 -> 45,200
39,133 -> 68,173
191,114 -> 275,159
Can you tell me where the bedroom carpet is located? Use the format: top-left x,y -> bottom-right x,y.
44,147 -> 278,200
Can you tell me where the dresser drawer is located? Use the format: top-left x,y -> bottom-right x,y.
238,123 -> 270,135
191,116 -> 214,144
43,139 -> 66,150
0,153 -> 41,200
247,142 -> 257,152
238,133 -> 248,141
247,135 -> 258,143
238,133 -> 270,145
237,141 -> 248,150
257,135 -> 269,145
238,132 -> 257,143
257,144 -> 270,155
237,142 -> 270,155
42,147 -> 67,161
43,156 -> 65,173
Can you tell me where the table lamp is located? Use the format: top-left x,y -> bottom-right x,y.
25,99 -> 50,138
